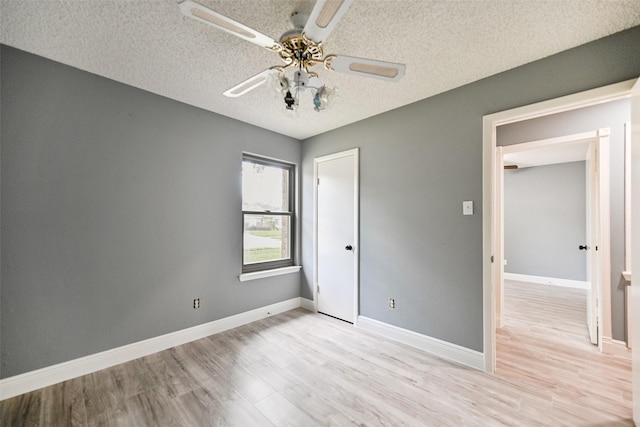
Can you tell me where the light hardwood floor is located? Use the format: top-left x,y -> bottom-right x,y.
1,280 -> 632,426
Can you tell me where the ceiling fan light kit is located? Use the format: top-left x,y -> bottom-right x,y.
179,0 -> 406,112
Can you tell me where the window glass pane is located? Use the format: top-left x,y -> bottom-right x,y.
242,161 -> 290,212
243,214 -> 290,264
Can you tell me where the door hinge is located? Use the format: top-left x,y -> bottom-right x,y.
317,284 -> 320,294
491,255 -> 494,263
317,178 -> 320,185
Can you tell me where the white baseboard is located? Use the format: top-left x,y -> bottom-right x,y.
300,297 -> 316,312
357,316 -> 484,371
504,273 -> 589,290
602,336 -> 631,359
0,297 -> 303,401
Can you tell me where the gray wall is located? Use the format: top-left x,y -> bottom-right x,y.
497,98 -> 630,340
504,162 -> 587,281
0,45 -> 301,378
301,26 -> 640,352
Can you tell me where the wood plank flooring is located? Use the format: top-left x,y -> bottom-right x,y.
1,280 -> 633,426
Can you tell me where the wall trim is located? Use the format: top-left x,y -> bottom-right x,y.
357,316 -> 484,371
300,297 -> 316,312
602,336 -> 631,359
504,273 -> 589,289
0,297 -> 303,401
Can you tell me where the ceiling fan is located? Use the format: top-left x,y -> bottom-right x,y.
179,0 -> 406,112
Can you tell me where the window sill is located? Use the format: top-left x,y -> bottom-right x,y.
239,266 -> 302,282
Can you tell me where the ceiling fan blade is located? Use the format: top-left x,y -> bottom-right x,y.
303,0 -> 353,43
223,69 -> 277,98
179,0 -> 281,51
326,55 -> 406,82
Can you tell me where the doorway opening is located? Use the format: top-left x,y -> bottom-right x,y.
483,79 -> 638,421
496,130 -> 608,352
482,78 -> 636,372
495,131 -> 611,387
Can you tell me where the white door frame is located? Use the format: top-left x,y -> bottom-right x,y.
482,78 -> 637,372
496,130 -> 609,349
495,147 -> 505,329
313,148 -> 360,325
630,75 -> 640,426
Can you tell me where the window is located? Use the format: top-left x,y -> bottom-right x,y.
242,154 -> 294,273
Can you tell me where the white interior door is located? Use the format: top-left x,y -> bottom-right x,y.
315,149 -> 358,323
586,140 -> 599,345
630,76 -> 640,425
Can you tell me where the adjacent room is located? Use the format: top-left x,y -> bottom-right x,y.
2,0 -> 640,425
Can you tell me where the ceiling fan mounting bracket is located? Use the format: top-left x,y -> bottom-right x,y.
289,11 -> 309,30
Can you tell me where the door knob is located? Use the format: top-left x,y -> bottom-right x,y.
345,245 -> 353,251
579,245 -> 588,250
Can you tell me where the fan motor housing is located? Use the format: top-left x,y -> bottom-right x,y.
278,12 -> 324,70
278,34 -> 323,68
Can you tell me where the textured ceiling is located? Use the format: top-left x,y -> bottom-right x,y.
2,0 -> 640,140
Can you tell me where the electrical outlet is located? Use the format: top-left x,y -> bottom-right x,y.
193,298 -> 200,309
388,298 -> 396,309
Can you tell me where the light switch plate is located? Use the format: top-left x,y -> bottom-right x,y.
463,201 -> 473,215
